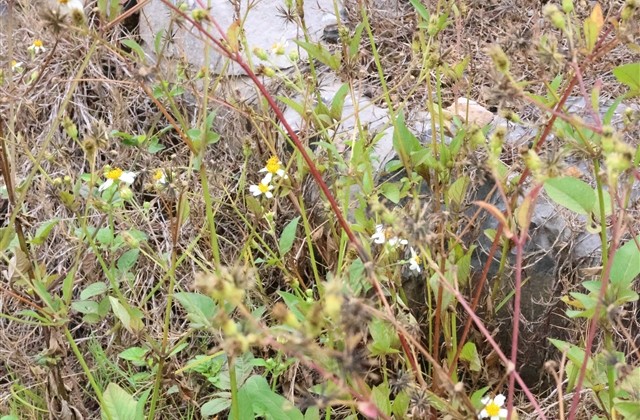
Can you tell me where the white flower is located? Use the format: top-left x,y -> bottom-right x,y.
408,247 -> 421,273
259,156 -> 288,179
249,173 -> 274,198
479,394 -> 508,420
28,39 -> 46,55
58,0 -> 85,22
152,169 -> 167,187
371,224 -> 408,247
270,38 -> 288,56
11,60 -> 23,72
99,167 -> 137,192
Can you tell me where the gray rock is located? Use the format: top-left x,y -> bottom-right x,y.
139,0 -> 337,74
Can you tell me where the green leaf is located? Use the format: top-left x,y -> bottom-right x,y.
409,0 -> 430,21
368,318 -> 400,356
544,177 -> 595,215
121,39 -> 146,62
612,62 -> 640,92
117,249 -> 140,272
238,375 -> 304,419
279,217 -> 300,256
96,227 -> 115,246
393,111 -> 421,166
615,401 -> 640,418
459,342 -> 482,372
101,382 -> 140,420
380,182 -> 400,204
349,23 -> 365,59
71,300 -> 100,315
174,292 -> 218,329
448,176 -> 469,208
30,218 -> 59,246
330,84 -> 350,121
294,40 -> 341,70
80,282 -> 108,300
370,383 -> 391,416
109,297 -> 144,334
609,235 -> 640,288
201,396 -> 231,417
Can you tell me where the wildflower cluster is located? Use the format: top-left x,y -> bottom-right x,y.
249,156 -> 287,199
371,225 -> 422,273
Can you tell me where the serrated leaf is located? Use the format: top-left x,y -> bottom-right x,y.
544,177 -> 595,215
278,217 -> 300,256
101,382 -> 139,420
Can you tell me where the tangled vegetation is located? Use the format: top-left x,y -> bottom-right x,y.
0,0 -> 639,419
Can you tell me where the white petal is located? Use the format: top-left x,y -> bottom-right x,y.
493,394 -> 506,407
481,397 -> 490,405
261,173 -> 273,184
249,185 -> 262,196
265,191 -> 273,198
99,179 -> 113,192
498,408 -> 508,417
479,408 -> 489,419
119,171 -> 136,184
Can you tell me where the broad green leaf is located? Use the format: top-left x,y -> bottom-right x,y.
201,396 -> 231,417
391,391 -> 410,418
612,62 -> 640,92
96,227 -> 115,246
349,23 -> 365,59
101,382 -> 139,420
174,292 -> 218,329
368,318 -> 400,356
118,347 -> 148,364
80,282 -> 108,300
370,383 -> 391,416
30,218 -> 59,246
117,249 -> 139,272
448,176 -> 469,208
460,342 -> 481,372
238,375 -> 303,419
71,300 -> 100,315
279,217 -> 300,256
544,177 -> 595,215
109,297 -> 144,334
609,235 -> 640,288
380,182 -> 400,204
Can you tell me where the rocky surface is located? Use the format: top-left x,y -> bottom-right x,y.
139,0 -> 338,74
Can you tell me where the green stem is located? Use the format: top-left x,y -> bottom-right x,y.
229,354 -> 240,420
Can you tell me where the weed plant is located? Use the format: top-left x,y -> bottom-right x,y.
0,0 -> 639,419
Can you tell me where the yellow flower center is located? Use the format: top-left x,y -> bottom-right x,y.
33,40 -> 43,48
106,168 -> 123,180
258,182 -> 270,193
11,60 -> 18,67
265,156 -> 281,174
58,0 -> 69,4
413,255 -> 421,264
485,401 -> 500,417
153,169 -> 164,181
